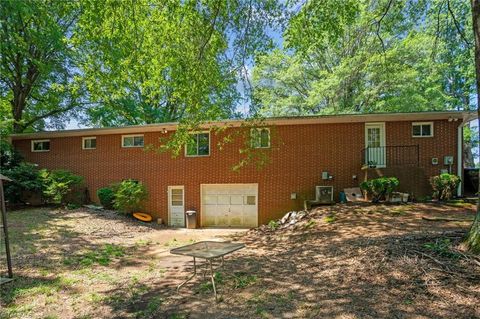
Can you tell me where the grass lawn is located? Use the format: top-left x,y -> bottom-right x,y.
0,203 -> 479,318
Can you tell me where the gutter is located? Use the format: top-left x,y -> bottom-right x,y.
9,111 -> 475,141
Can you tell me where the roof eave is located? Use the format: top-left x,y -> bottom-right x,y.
9,111 -> 474,140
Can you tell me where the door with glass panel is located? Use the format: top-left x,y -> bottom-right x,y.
365,123 -> 386,167
168,186 -> 185,227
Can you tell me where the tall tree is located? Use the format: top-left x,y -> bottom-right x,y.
0,0 -> 84,133
74,0 -> 282,130
253,0 -> 475,116
466,0 -> 480,253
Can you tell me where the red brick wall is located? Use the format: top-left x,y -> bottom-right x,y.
12,119 -> 460,225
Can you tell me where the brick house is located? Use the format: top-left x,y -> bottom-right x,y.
9,111 -> 475,227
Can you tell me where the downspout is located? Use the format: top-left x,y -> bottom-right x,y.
457,123 -> 463,197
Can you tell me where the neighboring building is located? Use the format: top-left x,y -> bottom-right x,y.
10,111 -> 475,227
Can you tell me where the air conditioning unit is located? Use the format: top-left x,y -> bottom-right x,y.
316,186 -> 334,203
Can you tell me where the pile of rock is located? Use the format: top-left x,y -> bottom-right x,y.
279,210 -> 309,227
255,210 -> 310,233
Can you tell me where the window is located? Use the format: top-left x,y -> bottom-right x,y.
82,137 -> 96,149
412,122 -> 433,137
122,135 -> 144,147
251,128 -> 270,148
186,132 -> 210,156
171,189 -> 184,206
245,196 -> 256,205
31,140 -> 50,152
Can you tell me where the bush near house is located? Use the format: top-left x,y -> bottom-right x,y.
1,143 -> 43,204
97,186 -> 116,209
2,162 -> 43,204
2,159 -> 85,206
0,141 -> 23,169
360,177 -> 399,203
430,173 -> 460,201
40,169 -> 84,205
113,180 -> 148,214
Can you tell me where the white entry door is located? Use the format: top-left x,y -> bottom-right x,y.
365,123 -> 386,167
168,186 -> 185,227
202,184 -> 258,228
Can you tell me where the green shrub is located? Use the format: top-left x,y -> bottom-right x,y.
97,187 -> 116,209
360,177 -> 399,203
113,180 -> 148,213
267,220 -> 279,230
0,141 -> 23,169
2,162 -> 43,203
66,203 -> 80,210
423,238 -> 461,259
430,173 -> 460,200
40,169 -> 84,204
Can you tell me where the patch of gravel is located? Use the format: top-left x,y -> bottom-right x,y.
50,207 -> 164,244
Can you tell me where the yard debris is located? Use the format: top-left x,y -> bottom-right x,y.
343,187 -> 365,202
256,210 -> 309,232
278,210 -> 308,227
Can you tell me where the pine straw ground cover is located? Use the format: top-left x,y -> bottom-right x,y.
1,203 -> 479,319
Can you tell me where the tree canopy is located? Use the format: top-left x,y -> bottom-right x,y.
1,0 -> 475,132
0,0 -> 84,133
253,0 -> 475,116
0,0 -> 283,134
74,0 -> 283,128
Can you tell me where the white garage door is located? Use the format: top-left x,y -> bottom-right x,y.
202,184 -> 258,227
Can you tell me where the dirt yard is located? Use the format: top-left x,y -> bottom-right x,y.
1,203 -> 479,319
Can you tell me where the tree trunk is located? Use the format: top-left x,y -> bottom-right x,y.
11,99 -> 25,134
463,139 -> 475,168
466,0 -> 480,253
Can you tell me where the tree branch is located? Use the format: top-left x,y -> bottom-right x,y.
447,0 -> 473,47
375,0 -> 394,53
198,0 -> 222,61
21,104 -> 78,129
431,1 -> 444,59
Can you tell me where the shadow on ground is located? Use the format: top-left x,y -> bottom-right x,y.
2,203 -> 479,319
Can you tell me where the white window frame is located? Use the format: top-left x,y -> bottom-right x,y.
82,137 -> 96,150
31,139 -> 50,152
412,122 -> 434,138
251,128 -> 271,148
121,134 -> 144,148
185,131 -> 210,157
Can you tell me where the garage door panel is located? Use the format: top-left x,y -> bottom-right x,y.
204,195 -> 217,205
229,216 -> 243,226
244,195 -> 256,205
243,216 -> 257,227
217,195 -> 230,205
215,204 -> 229,215
230,195 -> 243,205
202,184 -> 258,227
229,205 -> 243,215
217,214 -> 229,225
243,205 -> 257,214
203,210 -> 216,226
243,184 -> 257,193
